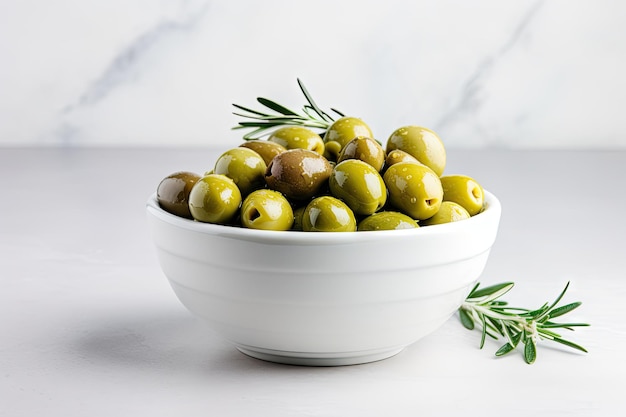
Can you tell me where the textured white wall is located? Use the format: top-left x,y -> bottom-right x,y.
1,0 -> 625,148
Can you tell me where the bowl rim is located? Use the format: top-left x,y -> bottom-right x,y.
146,190 -> 501,244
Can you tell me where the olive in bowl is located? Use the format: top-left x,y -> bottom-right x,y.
146,190 -> 501,366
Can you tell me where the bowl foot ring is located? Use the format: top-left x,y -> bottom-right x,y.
235,345 -> 405,366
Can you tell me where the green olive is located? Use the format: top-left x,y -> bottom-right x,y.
386,126 -> 446,176
337,136 -> 386,172
156,171 -> 201,219
323,117 -> 374,160
302,196 -> 357,232
420,201 -> 470,226
291,206 -> 306,231
188,174 -> 242,224
384,149 -> 420,168
240,189 -> 294,231
329,159 -> 387,216
322,140 -> 342,162
383,162 -> 443,220
440,175 -> 484,216
265,149 -> 332,201
240,140 -> 287,166
268,126 -> 325,155
213,147 -> 267,196
358,211 -> 419,231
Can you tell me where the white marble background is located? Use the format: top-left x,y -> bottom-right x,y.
1,0 -> 625,148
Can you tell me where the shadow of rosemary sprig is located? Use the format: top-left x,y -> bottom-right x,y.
459,281 -> 589,364
232,79 -> 344,140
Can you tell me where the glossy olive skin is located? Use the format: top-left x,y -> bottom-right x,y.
323,117 -> 374,160
383,162 -> 443,220
213,147 -> 267,196
322,140 -> 342,162
157,171 -> 201,219
268,126 -> 325,155
240,140 -> 287,166
386,126 -> 446,176
337,136 -> 386,172
188,174 -> 242,224
420,201 -> 470,226
384,149 -> 420,169
440,175 -> 484,216
329,159 -> 387,216
240,189 -> 294,231
265,149 -> 332,201
358,211 -> 419,231
302,196 -> 357,232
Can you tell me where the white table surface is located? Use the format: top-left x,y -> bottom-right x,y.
1,147 -> 624,416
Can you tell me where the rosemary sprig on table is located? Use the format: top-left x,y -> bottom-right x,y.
459,281 -> 589,364
232,79 -> 344,140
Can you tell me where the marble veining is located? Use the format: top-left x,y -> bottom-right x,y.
66,1 -> 210,111
1,0 -> 625,148
435,0 -> 544,141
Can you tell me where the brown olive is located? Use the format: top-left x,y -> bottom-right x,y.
337,136 -> 386,172
240,140 -> 287,166
157,171 -> 201,219
265,149 -> 332,201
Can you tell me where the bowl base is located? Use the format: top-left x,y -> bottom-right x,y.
235,345 -> 405,366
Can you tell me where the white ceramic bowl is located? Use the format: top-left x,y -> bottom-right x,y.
146,191 -> 501,366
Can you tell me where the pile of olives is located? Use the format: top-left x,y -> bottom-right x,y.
156,117 -> 485,232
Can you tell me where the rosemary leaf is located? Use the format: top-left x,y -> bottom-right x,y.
256,97 -> 299,116
459,308 -> 474,330
495,342 -> 516,357
297,78 -> 332,122
548,302 -> 583,319
231,103 -> 270,117
524,338 -> 537,364
467,282 -> 514,299
550,336 -> 589,353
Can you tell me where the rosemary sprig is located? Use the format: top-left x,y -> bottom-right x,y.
459,281 -> 589,364
232,79 -> 344,140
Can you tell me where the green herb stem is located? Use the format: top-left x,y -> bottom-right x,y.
231,79 -> 344,140
460,281 -> 589,364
